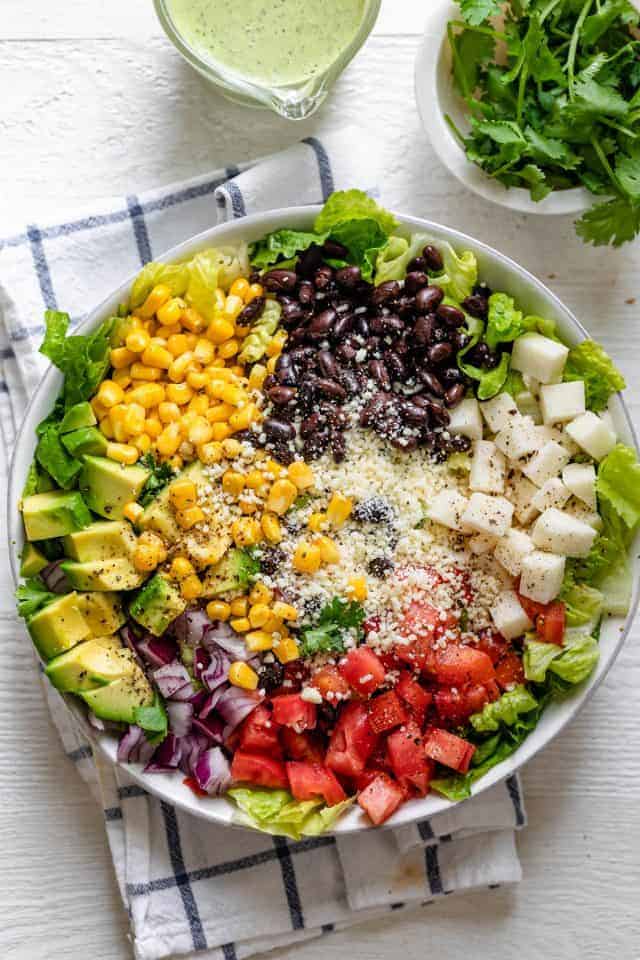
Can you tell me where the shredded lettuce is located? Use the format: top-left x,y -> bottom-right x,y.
228,787 -> 354,839
469,685 -> 539,733
564,340 -> 626,412
596,443 -> 640,530
524,632 -> 599,685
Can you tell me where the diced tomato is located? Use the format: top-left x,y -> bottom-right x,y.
434,644 -> 495,686
395,636 -> 437,674
310,666 -> 350,700
495,651 -> 526,689
367,690 -> 408,734
401,600 -> 458,642
536,601 -> 566,646
339,647 -> 386,697
516,589 -> 547,623
387,721 -> 433,796
239,704 -> 281,755
356,769 -> 381,792
358,772 -> 405,825
396,672 -> 432,726
231,750 -> 289,789
423,728 -> 476,774
183,776 -> 208,798
434,680 -> 499,725
474,629 -> 508,665
286,761 -> 347,806
271,693 -> 317,731
378,650 -> 401,672
279,727 -> 326,764
326,701 -> 379,778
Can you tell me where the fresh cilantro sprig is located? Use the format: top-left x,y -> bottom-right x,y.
447,0 -> 640,245
138,454 -> 177,507
16,578 -> 58,621
299,597 -> 366,658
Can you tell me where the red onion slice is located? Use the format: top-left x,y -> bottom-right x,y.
216,686 -> 261,739
153,661 -> 192,699
192,714 -> 225,744
167,701 -> 194,738
41,560 -> 71,594
144,732 -> 182,773
138,633 -> 178,668
174,608 -> 213,646
193,746 -> 232,795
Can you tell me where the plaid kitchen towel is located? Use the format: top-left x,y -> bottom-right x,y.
0,126 -> 526,960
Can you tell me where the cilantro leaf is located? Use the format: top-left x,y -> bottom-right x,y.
573,78 -> 629,118
16,578 -> 58,620
615,146 -> 640,200
575,196 -> 640,246
299,597 -> 365,658
458,0 -> 502,26
451,28 -> 495,95
138,453 -> 177,507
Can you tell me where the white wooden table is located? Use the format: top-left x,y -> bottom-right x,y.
1,2 -> 639,958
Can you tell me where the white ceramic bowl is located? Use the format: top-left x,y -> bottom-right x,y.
8,207 -> 639,834
415,0 -> 593,215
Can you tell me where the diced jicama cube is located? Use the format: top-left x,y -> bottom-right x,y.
562,462 -> 596,509
599,408 -> 616,434
523,440 -> 571,487
531,477 -> 571,513
469,440 -> 506,494
462,492 -> 514,537
539,381 -> 586,425
468,533 -> 498,555
448,398 -> 483,441
480,393 -> 518,434
522,374 -> 540,394
491,590 -> 533,640
516,390 -> 542,424
519,551 -> 566,605
494,528 -> 535,576
427,489 -> 469,531
531,507 -> 597,557
565,500 -> 603,531
565,412 -> 616,461
494,414 -> 540,460
509,473 -> 540,525
511,333 -> 569,384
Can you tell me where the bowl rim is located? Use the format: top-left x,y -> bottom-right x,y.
415,0 -> 594,216
8,205 -> 639,835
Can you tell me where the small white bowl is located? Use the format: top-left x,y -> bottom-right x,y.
415,0 -> 593,215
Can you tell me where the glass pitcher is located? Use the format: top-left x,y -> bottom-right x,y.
153,0 -> 381,120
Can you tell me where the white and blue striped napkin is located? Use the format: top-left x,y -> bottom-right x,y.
0,127 -> 525,960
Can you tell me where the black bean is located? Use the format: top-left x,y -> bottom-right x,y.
368,557 -> 394,579
426,400 -> 450,426
353,496 -> 395,523
408,255 -> 428,273
259,546 -> 286,577
297,244 -> 323,277
267,386 -> 296,406
335,265 -> 362,288
409,392 -> 430,408
445,383 -> 465,407
264,417 -> 296,442
329,428 -> 346,462
415,285 -> 444,314
237,296 -> 265,324
419,369 -> 445,396
334,300 -> 352,315
381,313 -> 404,337
286,327 -> 308,348
390,433 -> 419,451
414,315 -> 435,345
402,400 -> 428,425
315,377 -> 347,401
394,294 -> 417,318
263,269 -> 298,293
404,271 -> 429,294
314,265 -> 334,289
322,239 -> 349,259
339,369 -> 359,395
263,374 -> 277,392
436,303 -> 466,328
355,314 -> 370,338
298,280 -> 314,304
453,331 -> 471,351
369,358 -> 391,391
461,294 -> 488,319
303,429 -> 330,460
309,308 -> 337,339
422,244 -> 444,272
359,391 -> 388,427
275,354 -> 298,386
384,350 -> 406,381
317,349 -> 339,379
300,412 -> 320,437
280,300 -> 304,326
440,366 -> 462,385
370,280 -> 401,306
332,313 -> 354,340
336,341 -> 357,363
428,342 -> 454,365
370,314 -> 385,335
257,661 -> 285,693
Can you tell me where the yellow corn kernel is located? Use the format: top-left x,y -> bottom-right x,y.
145,417 -> 163,439
293,540 -> 322,574
272,600 -> 298,622
213,287 -> 226,312
266,355 -> 277,374
211,422 -> 232,441
223,293 -> 244,319
218,338 -> 239,360
204,363 -> 236,381
188,394 -> 209,415
157,296 -> 185,327
97,380 -> 125,409
123,501 -> 144,524
266,478 -> 297,516
203,601 -> 229,623
229,404 -> 259,432
264,458 -> 285,479
139,283 -> 171,318
158,401 -> 180,424
231,517 -> 262,548
169,454 -> 184,470
186,417 -> 211,446
166,333 -> 190,357
128,383 -> 165,409
170,556 -> 195,580
235,325 -> 250,338
248,582 -> 272,606
125,330 -> 150,354
245,469 -> 265,491
181,307 -> 206,333
230,277 -> 250,300
238,496 -> 259,515
109,404 -> 128,443
274,636 -> 300,664
110,346 -> 135,369
266,329 -> 287,357
181,574 -> 203,600
218,384 -> 244,406
327,493 -> 353,528
130,362 -> 162,382
156,323 -> 182,339
207,317 -> 235,344
112,369 -> 132,389
228,597 -> 247,618
248,603 -> 271,629
287,461 -> 314,490
134,434 -> 152,455
248,364 -> 267,390
261,512 -> 282,543
106,442 -> 139,465
230,616 -> 251,633
204,402 -> 232,424
193,338 -> 215,365
184,371 -> 206,391
197,441 -> 223,464
99,417 -> 115,440
246,282 -> 264,302
315,535 -> 340,565
229,660 -> 259,689
168,351 -> 194,382
142,344 -> 173,370
133,542 -> 163,572
222,470 -> 245,497
177,505 -> 205,529
157,422 -> 182,456
166,382 -> 194,405
123,403 -> 146,436
244,630 -> 274,653
91,395 -> 109,420
169,478 -> 197,512
148,335 -> 168,348
347,576 -> 368,602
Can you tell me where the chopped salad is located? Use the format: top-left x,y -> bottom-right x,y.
16,190 -> 640,834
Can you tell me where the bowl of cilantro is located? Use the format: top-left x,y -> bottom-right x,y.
416,0 -> 640,246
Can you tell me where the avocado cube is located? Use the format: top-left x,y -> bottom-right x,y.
61,558 -> 146,592
61,426 -> 108,457
80,456 -> 150,520
138,461 -> 205,540
76,592 -> 126,636
202,548 -> 252,597
80,666 -> 154,724
28,592 -> 91,660
59,401 -> 97,434
63,520 -> 137,562
22,490 -> 92,541
20,542 -> 48,577
129,574 -> 186,636
45,638 -> 137,692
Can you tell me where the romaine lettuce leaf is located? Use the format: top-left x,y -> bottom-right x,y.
228,787 -> 353,840
432,241 -> 478,302
596,443 -> 640,529
129,261 -> 190,309
431,736 -> 519,801
462,351 -> 511,400
329,218 -> 389,282
558,577 -> 604,628
250,229 -> 327,269
314,189 -> 398,236
564,340 -> 626,412
524,632 -> 599,685
523,638 -> 563,682
470,684 -> 539,732
484,293 -> 524,350
35,420 -> 82,489
374,233 -> 430,285
40,311 -> 117,410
